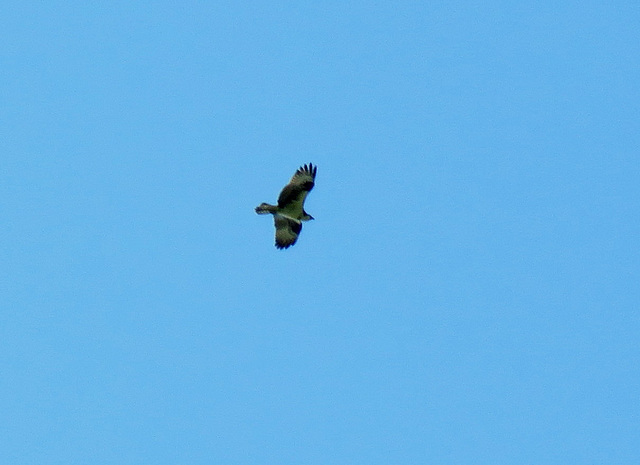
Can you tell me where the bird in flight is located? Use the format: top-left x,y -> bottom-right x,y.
255,163 -> 317,249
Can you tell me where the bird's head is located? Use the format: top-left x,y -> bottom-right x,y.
302,211 -> 314,221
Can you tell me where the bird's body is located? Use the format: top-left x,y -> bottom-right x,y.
255,163 -> 317,249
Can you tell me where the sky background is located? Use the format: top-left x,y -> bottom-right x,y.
1,1 -> 639,463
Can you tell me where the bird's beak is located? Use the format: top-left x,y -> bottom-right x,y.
309,215 -> 315,220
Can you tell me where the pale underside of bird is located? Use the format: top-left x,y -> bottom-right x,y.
255,163 -> 317,249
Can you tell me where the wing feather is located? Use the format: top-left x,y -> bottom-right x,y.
278,163 -> 316,207
274,215 -> 303,249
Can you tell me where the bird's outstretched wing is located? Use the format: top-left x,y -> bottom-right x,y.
277,163 -> 317,210
274,215 -> 303,249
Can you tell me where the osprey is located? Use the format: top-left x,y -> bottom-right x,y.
255,163 -> 317,249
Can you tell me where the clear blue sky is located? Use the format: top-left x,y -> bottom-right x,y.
2,1 -> 638,463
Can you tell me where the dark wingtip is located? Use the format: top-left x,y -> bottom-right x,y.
296,163 -> 316,178
302,163 -> 316,177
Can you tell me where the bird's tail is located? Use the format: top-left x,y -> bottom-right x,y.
255,203 -> 277,214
